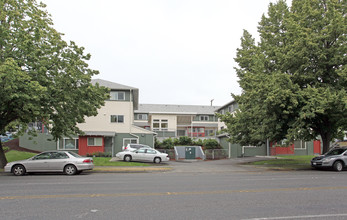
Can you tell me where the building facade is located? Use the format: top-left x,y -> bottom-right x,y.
20,79 -> 155,156
134,104 -> 222,141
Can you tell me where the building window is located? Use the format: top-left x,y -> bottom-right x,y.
153,119 -> 160,131
123,138 -> 138,146
87,137 -> 102,146
138,114 -> 148,120
205,129 -> 215,136
63,138 -> 79,150
161,120 -> 168,131
200,116 -> 209,121
110,91 -> 125,101
294,140 -> 307,149
228,105 -> 234,112
111,115 -> 124,123
188,127 -> 205,137
152,119 -> 168,131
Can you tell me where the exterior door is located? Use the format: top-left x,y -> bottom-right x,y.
185,147 -> 196,159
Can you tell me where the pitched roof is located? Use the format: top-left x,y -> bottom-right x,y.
135,104 -> 220,115
92,79 -> 139,110
92,79 -> 138,90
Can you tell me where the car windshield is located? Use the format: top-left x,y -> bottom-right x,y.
325,148 -> 347,156
68,151 -> 82,158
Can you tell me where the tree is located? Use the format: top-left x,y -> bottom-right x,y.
218,0 -> 346,153
0,0 -> 109,168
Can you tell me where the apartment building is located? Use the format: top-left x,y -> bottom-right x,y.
20,79 -> 155,156
134,104 -> 222,141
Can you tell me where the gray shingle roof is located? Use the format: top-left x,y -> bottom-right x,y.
92,79 -> 139,110
135,104 -> 220,115
92,79 -> 138,90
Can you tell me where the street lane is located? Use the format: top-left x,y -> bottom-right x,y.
1,162 -> 347,219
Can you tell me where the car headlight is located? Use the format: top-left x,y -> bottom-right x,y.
322,157 -> 334,162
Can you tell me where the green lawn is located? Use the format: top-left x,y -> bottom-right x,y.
5,150 -> 36,162
2,150 -> 149,167
250,155 -> 315,170
92,157 -> 150,166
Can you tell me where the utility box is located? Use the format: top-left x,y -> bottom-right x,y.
174,146 -> 205,160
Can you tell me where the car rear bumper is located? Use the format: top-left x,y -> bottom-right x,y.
76,163 -> 94,171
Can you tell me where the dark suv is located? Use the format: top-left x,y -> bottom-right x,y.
311,147 -> 347,171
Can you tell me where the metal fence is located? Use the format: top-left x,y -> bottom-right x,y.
156,149 -> 229,160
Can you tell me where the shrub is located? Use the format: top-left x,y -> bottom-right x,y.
176,136 -> 193,145
87,152 -> 112,157
162,138 -> 174,149
203,139 -> 221,149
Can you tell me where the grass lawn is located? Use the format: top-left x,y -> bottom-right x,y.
5,150 -> 36,162
2,150 -> 150,168
92,157 -> 150,167
250,155 -> 315,170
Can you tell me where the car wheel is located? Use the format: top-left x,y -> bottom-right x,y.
64,164 -> 77,175
124,155 -> 132,162
154,157 -> 161,164
333,161 -> 343,172
12,165 -> 26,176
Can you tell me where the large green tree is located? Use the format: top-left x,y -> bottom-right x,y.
0,0 -> 109,168
218,0 -> 346,153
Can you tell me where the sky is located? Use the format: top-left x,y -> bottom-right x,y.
40,0 -> 292,106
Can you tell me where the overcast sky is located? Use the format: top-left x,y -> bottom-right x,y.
41,0 -> 291,106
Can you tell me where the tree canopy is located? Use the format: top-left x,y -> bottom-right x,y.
218,0 -> 347,153
0,0 -> 109,167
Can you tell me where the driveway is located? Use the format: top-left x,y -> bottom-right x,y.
166,157 -> 268,173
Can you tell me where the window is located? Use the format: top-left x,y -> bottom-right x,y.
200,116 -> 209,121
63,138 -> 79,150
110,91 -> 125,100
161,120 -> 168,131
138,114 -> 148,120
111,115 -> 124,123
87,137 -> 102,146
228,105 -> 234,112
50,152 -> 69,159
152,119 -> 168,131
205,129 -> 215,136
33,152 -> 52,160
137,149 -> 146,153
153,119 -> 160,131
146,149 -> 156,154
294,140 -> 307,149
123,138 -> 138,146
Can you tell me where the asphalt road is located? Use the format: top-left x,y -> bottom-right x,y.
1,160 -> 347,220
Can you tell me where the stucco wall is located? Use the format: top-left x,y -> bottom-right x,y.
78,101 -> 134,133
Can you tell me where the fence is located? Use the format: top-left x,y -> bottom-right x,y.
204,149 -> 228,160
156,149 -> 228,160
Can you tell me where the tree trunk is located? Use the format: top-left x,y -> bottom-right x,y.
0,141 -> 8,168
321,132 -> 332,154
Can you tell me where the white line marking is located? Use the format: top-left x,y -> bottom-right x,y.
242,213 -> 347,220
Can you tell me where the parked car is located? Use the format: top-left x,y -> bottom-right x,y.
4,151 -> 94,176
116,148 -> 169,163
311,147 -> 347,171
122,143 -> 152,151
